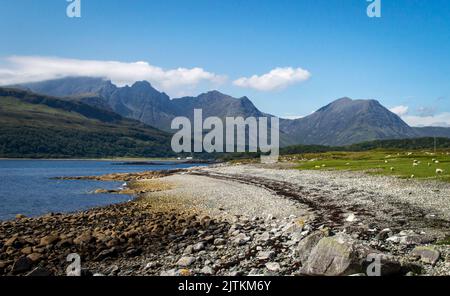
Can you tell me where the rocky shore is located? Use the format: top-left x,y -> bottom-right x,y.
1,164 -> 449,276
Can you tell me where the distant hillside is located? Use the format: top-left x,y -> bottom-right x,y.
413,126 -> 450,138
0,88 -> 174,158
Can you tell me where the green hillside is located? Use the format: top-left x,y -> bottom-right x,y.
0,88 -> 175,158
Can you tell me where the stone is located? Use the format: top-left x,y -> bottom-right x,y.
12,256 -> 33,274
257,232 -> 270,242
376,228 -> 392,240
411,246 -> 440,265
233,233 -> 250,246
176,256 -> 196,267
200,266 -> 215,275
193,242 -> 205,252
125,248 -> 142,257
178,269 -> 192,276
386,236 -> 401,243
39,234 -> 59,246
144,262 -> 159,270
21,247 -> 33,255
213,238 -> 226,245
4,236 -> 18,247
15,214 -> 26,219
265,262 -> 281,272
74,232 -> 92,245
160,269 -> 178,276
300,234 -> 361,276
183,245 -> 193,255
400,235 -> 435,246
256,251 -> 275,261
296,231 -> 326,264
105,265 -> 120,276
95,247 -> 118,261
27,253 -> 43,263
345,213 -> 356,222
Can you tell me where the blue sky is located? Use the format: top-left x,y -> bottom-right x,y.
0,0 -> 449,126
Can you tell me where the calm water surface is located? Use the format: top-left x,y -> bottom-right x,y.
0,160 -> 201,221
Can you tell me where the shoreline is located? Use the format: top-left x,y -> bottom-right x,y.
1,163 -> 449,276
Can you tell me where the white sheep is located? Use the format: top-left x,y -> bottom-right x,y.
436,169 -> 444,174
390,167 -> 395,171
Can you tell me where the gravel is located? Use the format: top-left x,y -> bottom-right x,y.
142,174 -> 311,221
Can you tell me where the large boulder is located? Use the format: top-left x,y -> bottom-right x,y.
300,233 -> 404,276
296,231 -> 327,264
410,246 -> 440,265
300,233 -> 361,276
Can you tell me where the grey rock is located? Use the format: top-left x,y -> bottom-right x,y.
160,269 -> 178,276
200,266 -> 215,275
213,238 -> 226,245
265,262 -> 281,272
233,233 -> 250,246
296,231 -> 326,264
193,242 -> 205,252
176,256 -> 196,267
257,250 -> 275,261
183,245 -> 193,255
257,232 -> 270,242
300,234 -> 361,276
411,246 -> 440,265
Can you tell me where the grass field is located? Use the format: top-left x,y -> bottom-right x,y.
292,149 -> 450,183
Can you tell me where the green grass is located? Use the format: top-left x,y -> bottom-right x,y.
294,150 -> 450,183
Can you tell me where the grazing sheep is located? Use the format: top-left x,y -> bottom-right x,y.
436,169 -> 444,174
315,165 -> 321,169
413,163 -> 419,166
385,160 -> 388,163
390,167 -> 395,171
435,160 -> 440,164
411,174 -> 415,179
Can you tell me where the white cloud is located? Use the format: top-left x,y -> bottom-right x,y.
389,105 -> 409,116
0,56 -> 226,96
402,113 -> 450,127
389,104 -> 450,127
233,67 -> 311,91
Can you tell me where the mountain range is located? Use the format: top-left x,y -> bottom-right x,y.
10,77 -> 450,147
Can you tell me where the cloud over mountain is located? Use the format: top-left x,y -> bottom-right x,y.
389,105 -> 409,116
0,56 -> 226,96
233,67 -> 311,91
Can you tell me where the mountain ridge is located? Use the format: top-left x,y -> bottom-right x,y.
10,77 -> 450,146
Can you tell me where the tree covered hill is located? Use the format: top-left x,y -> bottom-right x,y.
0,88 -> 175,158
